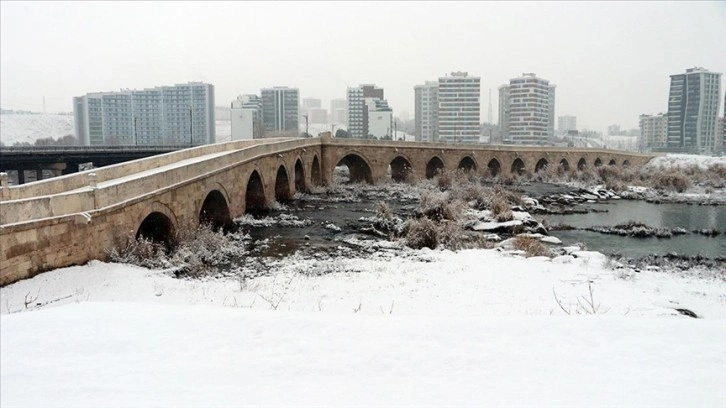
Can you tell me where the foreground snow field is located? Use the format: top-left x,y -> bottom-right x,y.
2,247 -> 726,407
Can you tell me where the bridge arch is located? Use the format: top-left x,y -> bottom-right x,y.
425,156 -> 445,179
458,156 -> 477,172
623,159 -> 631,167
389,155 -> 413,182
311,155 -> 322,186
608,159 -> 617,166
487,158 -> 501,177
336,152 -> 373,184
577,158 -> 587,171
294,158 -> 306,193
199,189 -> 232,230
594,158 -> 603,167
559,159 -> 570,172
535,158 -> 549,173
275,164 -> 292,201
136,211 -> 176,252
511,158 -> 525,175
245,170 -> 266,212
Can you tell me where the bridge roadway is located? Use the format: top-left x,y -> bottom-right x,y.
0,134 -> 656,285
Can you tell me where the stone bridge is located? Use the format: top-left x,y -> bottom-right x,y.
0,133 -> 655,285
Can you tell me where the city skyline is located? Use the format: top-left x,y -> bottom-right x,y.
1,1 -> 725,134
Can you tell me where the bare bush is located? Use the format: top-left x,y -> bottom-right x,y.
403,218 -> 439,249
496,209 -> 514,222
108,223 -> 242,277
419,190 -> 465,221
490,196 -> 511,218
652,171 -> 691,192
512,236 -> 551,257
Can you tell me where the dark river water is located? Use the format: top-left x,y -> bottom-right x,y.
541,200 -> 726,259
242,182 -> 725,261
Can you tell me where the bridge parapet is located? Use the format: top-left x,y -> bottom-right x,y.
0,138 -> 320,225
0,137 -> 301,202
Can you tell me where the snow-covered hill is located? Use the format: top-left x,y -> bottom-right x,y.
0,113 -> 74,146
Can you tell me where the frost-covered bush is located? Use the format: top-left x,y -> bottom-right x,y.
512,236 -> 551,257
418,189 -> 464,221
652,171 -> 690,192
108,223 -> 245,277
403,218 -> 438,249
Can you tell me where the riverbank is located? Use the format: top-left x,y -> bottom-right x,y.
2,245 -> 725,406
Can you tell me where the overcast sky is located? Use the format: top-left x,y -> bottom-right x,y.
1,1 -> 725,132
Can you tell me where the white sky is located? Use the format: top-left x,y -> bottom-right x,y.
1,1 -> 725,132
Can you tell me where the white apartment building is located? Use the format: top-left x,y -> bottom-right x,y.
261,87 -> 299,136
498,84 -> 510,141
639,113 -> 668,150
667,67 -> 722,154
437,72 -> 480,143
365,98 -> 393,139
414,81 -> 438,142
330,98 -> 347,125
231,94 -> 263,140
347,84 -> 385,138
500,73 -> 555,145
558,115 -> 577,135
548,84 -> 556,140
73,82 -> 215,146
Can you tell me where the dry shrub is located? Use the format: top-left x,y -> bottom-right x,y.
419,190 -> 465,221
496,209 -> 514,222
451,182 -> 489,208
108,223 -> 238,277
605,179 -> 626,192
652,171 -> 690,192
403,218 -> 439,249
597,166 -> 621,182
435,168 -> 454,189
491,185 -> 523,206
708,163 -> 726,178
436,220 -> 465,250
108,236 -> 167,269
490,196 -> 510,216
512,236 -> 551,257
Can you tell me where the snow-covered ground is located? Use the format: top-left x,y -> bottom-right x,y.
2,247 -> 725,406
0,112 -> 74,146
645,153 -> 726,170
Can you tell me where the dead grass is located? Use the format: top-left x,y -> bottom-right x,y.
512,236 -> 551,257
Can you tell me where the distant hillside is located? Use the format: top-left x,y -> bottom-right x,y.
0,113 -> 75,146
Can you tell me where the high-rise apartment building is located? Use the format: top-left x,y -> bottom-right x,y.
666,67 -> 722,154
231,94 -> 263,140
437,71 -> 480,143
414,81 -> 439,142
558,115 -> 577,135
639,113 -> 668,150
330,98 -> 347,125
261,87 -> 299,135
500,73 -> 555,145
347,84 -> 387,138
302,98 -> 321,109
73,82 -> 215,146
365,98 -> 393,138
498,84 -> 510,141
548,84 -> 556,141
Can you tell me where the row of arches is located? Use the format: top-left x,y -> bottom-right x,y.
136,155 -> 323,246
335,152 -> 632,183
